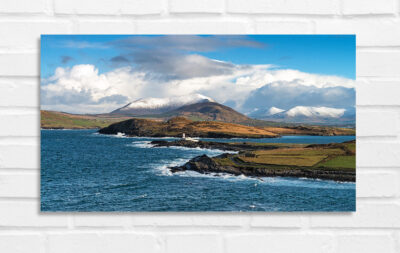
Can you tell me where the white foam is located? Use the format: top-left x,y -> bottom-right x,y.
129,136 -> 180,140
95,132 -> 130,138
127,141 -> 155,148
156,145 -> 238,154
116,132 -> 126,138
153,158 -> 189,176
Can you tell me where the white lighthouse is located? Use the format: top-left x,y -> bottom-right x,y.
181,132 -> 198,142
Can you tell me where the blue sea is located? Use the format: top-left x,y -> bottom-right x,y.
41,130 -> 356,212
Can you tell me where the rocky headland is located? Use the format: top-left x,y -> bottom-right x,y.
163,140 -> 356,182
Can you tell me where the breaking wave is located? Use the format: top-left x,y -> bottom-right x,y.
127,141 -> 155,148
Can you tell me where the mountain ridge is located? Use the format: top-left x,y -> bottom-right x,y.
250,106 -> 355,125
111,93 -> 214,116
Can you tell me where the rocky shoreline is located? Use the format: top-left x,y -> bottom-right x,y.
152,139 -> 356,182
170,154 -> 355,182
150,140 -> 278,152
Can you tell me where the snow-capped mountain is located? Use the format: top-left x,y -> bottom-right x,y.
111,93 -> 215,116
250,106 -> 355,125
285,106 -> 345,118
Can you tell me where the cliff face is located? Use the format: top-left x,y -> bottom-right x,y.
98,117 -> 279,138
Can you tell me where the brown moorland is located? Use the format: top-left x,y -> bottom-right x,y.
99,116 -> 279,138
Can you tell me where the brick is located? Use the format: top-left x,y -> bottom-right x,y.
342,0 -> 395,15
48,233 -> 160,253
357,110 -> 398,137
77,20 -> 135,34
310,203 -> 400,228
0,145 -> 39,169
0,172 -> 39,198
131,213 -> 248,227
357,51 -> 400,78
0,201 -> 68,227
0,113 -> 39,136
73,214 -> 131,227
121,0 -> 164,15
357,81 -> 400,105
227,0 -> 340,14
169,0 -> 224,13
250,213 -> 302,227
55,0 -> 163,15
315,18 -> 400,46
0,53 -> 38,76
357,171 -> 399,198
166,234 -> 222,253
135,20 -> 253,34
0,78 -> 38,107
336,234 -> 396,253
54,0 -> 122,15
225,234 -> 333,253
0,21 -> 72,50
357,142 -> 400,167
0,234 -> 45,253
255,20 -> 313,34
0,0 -> 47,14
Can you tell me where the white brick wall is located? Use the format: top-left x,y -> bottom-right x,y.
0,1 -> 399,252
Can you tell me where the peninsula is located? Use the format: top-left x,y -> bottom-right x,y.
163,140 -> 356,182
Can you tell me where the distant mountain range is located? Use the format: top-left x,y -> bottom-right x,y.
249,106 -> 355,125
110,93 -> 354,126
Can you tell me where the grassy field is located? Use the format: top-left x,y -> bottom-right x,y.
214,141 -> 355,172
41,110 -> 130,129
317,155 -> 355,169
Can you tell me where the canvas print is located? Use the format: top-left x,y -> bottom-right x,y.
41,35 -> 356,212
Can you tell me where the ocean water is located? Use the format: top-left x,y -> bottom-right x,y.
41,130 -> 356,212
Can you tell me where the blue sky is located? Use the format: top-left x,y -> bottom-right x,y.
41,35 -> 355,80
40,35 -> 355,115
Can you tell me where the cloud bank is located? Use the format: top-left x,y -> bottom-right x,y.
41,62 -> 355,114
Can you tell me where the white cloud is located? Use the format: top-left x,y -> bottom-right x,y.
268,107 -> 285,115
241,80 -> 355,113
41,62 -> 355,114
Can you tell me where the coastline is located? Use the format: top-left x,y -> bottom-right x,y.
42,129 -> 356,182
170,154 -> 355,182
152,139 -> 356,182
